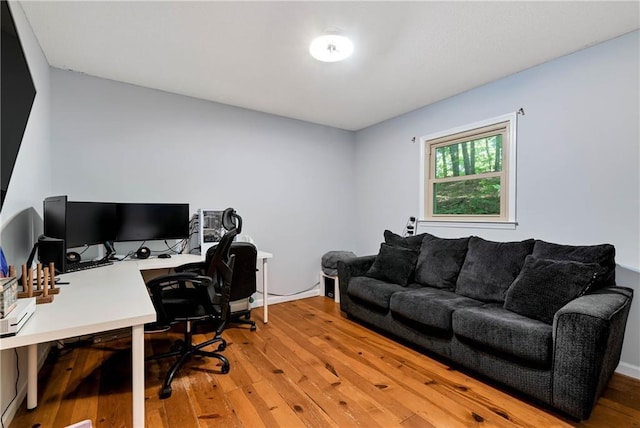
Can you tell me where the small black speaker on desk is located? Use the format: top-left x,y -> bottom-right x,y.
38,235 -> 66,274
136,246 -> 150,259
66,251 -> 80,264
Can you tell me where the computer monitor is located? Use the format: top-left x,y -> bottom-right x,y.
66,202 -> 117,248
44,196 -> 118,248
116,203 -> 189,242
43,195 -> 68,241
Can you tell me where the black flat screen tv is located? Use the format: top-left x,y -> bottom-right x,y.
1,0 -> 36,210
116,203 -> 189,242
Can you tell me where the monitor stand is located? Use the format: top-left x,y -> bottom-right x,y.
103,241 -> 117,260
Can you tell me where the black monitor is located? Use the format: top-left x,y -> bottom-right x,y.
66,202 -> 117,248
116,203 -> 189,242
44,196 -> 118,248
43,195 -> 68,241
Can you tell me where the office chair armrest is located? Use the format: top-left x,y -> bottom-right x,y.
146,272 -> 205,293
174,262 -> 206,274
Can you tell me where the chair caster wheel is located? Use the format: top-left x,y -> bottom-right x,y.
250,325 -> 257,332
221,365 -> 230,374
160,386 -> 172,399
244,314 -> 250,320
217,342 -> 226,352
171,340 -> 185,352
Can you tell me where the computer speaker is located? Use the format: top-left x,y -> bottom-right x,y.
136,247 -> 150,259
66,251 -> 81,264
38,236 -> 66,274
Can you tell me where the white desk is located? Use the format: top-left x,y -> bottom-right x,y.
0,261 -> 155,427
0,251 -> 272,427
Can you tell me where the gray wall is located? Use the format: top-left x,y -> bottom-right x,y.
353,31 -> 640,376
50,69 -> 356,297
0,1 -> 52,424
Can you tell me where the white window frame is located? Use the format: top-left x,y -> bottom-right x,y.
419,113 -> 518,229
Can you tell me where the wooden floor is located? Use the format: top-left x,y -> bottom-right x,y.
9,296 -> 640,428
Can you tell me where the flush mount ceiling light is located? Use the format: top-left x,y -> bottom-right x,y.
309,34 -> 354,62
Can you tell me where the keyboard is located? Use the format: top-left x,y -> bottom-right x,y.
66,259 -> 114,273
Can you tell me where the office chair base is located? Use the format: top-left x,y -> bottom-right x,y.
159,350 -> 230,399
160,386 -> 173,399
230,311 -> 257,331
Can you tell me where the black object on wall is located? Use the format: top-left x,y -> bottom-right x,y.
1,0 -> 36,210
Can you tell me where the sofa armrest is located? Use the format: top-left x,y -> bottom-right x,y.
337,255 -> 376,313
552,286 -> 633,419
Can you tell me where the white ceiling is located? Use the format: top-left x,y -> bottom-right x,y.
19,1 -> 640,131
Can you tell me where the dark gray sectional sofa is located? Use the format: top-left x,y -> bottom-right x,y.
337,231 -> 633,420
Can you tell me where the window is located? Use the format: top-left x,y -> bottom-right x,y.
420,113 -> 517,225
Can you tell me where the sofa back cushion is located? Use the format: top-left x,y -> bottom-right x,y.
531,240 -> 616,289
414,235 -> 469,289
456,237 -> 535,302
384,229 -> 430,251
504,255 -> 599,324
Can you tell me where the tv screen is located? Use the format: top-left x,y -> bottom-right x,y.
116,203 -> 189,242
1,0 -> 36,210
66,202 -> 117,248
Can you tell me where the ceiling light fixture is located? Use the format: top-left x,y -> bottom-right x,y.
309,34 -> 354,63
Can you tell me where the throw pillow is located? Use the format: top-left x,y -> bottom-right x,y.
504,255 -> 599,324
456,237 -> 535,302
414,235 -> 470,289
366,243 -> 419,286
531,240 -> 615,289
384,229 -> 431,251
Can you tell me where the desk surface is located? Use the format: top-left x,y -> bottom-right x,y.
133,251 -> 272,270
0,252 -> 273,350
0,261 -> 156,350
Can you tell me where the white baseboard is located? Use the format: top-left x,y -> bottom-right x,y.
1,342 -> 51,427
616,361 -> 640,379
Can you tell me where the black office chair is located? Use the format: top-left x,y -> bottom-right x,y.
227,242 -> 258,331
177,212 -> 258,331
145,208 -> 240,399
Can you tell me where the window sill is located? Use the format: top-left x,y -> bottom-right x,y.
418,220 -> 518,230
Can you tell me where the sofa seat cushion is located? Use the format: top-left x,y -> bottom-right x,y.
347,276 -> 419,310
456,237 -> 535,302
452,304 -> 553,366
390,287 -> 484,332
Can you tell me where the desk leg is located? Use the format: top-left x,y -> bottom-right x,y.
262,258 -> 268,324
132,324 -> 145,427
27,344 -> 37,409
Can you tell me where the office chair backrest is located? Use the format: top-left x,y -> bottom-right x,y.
228,242 -> 258,301
203,207 -> 240,307
221,207 -> 243,234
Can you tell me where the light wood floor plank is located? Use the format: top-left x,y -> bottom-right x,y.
8,296 -> 639,428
